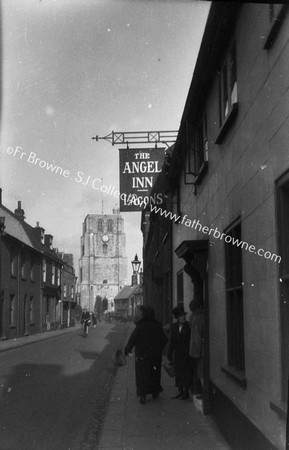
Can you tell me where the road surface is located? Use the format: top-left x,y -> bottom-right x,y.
0,322 -> 130,450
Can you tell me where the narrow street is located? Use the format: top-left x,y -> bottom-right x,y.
0,322 -> 130,450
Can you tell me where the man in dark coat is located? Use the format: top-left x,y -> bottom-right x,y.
124,306 -> 168,404
167,305 -> 192,400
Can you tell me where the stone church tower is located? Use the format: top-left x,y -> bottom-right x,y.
79,208 -> 127,311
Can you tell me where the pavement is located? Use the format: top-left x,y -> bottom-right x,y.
0,323 -> 82,353
98,345 -> 231,450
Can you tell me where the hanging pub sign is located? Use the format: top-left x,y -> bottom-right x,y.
119,147 -> 165,212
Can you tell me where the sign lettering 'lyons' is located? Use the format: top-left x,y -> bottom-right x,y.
119,148 -> 165,212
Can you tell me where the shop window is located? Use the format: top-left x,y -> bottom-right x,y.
276,172 -> 289,400
9,295 -> 16,327
223,220 -> 245,384
216,42 -> 238,144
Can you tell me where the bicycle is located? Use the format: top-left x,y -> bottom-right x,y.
82,318 -> 91,336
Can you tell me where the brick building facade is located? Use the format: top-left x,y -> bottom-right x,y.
0,191 -> 64,339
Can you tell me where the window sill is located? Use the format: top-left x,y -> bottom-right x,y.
270,399 -> 287,421
221,365 -> 247,389
215,103 -> 238,145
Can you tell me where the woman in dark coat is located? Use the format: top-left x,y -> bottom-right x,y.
124,306 -> 168,404
167,305 -> 192,400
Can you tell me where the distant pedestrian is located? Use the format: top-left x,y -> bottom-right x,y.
91,312 -> 97,328
167,305 -> 192,400
80,308 -> 91,335
124,305 -> 168,404
189,299 -> 204,396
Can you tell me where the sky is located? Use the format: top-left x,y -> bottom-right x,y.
0,0 -> 210,280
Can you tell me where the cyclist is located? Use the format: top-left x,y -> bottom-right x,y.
81,308 -> 91,335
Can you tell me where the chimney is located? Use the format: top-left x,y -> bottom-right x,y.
14,201 -> 25,221
34,222 -> 45,243
44,234 -> 53,250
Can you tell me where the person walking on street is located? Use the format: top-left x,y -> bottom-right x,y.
91,312 -> 97,328
80,308 -> 91,335
167,305 -> 192,400
189,299 -> 204,397
124,305 -> 168,404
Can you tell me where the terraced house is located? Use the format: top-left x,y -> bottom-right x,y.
142,3 -> 289,449
0,189 -> 68,339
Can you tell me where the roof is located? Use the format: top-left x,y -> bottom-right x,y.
0,203 -> 62,262
114,284 -> 141,301
0,205 -> 34,249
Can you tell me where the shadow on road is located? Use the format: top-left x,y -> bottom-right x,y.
0,323 -> 131,450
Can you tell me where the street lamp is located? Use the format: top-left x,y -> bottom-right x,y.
131,254 -> 141,286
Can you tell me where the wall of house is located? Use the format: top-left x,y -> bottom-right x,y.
171,4 -> 288,448
0,238 -> 42,339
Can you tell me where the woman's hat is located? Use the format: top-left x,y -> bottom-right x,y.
172,305 -> 187,318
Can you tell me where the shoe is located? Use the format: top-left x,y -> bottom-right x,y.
171,390 -> 183,399
140,395 -> 146,404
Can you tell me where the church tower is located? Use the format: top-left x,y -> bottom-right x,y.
79,208 -> 127,311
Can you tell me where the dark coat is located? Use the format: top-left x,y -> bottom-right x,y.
125,317 -> 168,397
167,321 -> 192,389
81,311 -> 90,322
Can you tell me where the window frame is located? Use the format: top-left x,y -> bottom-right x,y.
185,115 -> 209,185
9,294 -> 16,327
222,219 -> 246,388
29,296 -> 35,324
276,171 -> 289,400
42,258 -> 47,283
51,262 -> 55,285
10,250 -> 17,277
215,42 -> 238,144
